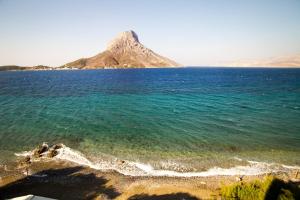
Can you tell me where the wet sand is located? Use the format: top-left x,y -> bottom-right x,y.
1,159 -> 298,200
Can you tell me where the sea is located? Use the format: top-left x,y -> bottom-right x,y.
0,67 -> 299,177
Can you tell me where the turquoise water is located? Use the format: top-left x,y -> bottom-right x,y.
0,68 -> 299,173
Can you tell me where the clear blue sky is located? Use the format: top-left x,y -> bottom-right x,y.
0,0 -> 300,66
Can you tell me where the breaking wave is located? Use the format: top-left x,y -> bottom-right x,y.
15,143 -> 300,177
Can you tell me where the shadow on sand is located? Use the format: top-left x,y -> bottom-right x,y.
264,178 -> 300,200
0,166 -> 120,200
128,192 -> 200,200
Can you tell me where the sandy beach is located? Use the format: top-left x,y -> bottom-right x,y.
1,158 -> 299,200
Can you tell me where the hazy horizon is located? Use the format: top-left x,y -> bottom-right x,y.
0,0 -> 300,67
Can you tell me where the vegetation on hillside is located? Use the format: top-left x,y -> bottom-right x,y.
221,176 -> 300,200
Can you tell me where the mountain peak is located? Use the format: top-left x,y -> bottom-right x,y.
119,30 -> 139,42
107,30 -> 139,51
64,30 -> 180,69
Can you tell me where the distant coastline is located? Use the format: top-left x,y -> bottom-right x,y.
0,65 -> 176,71
2,65 -> 300,72
0,65 -> 56,71
2,30 -> 299,70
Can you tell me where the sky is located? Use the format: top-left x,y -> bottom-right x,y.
0,0 -> 300,66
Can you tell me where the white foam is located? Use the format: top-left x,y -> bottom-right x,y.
125,160 -> 280,177
15,151 -> 33,157
134,162 -> 153,173
282,164 -> 300,170
55,145 -> 93,167
15,144 -> 300,177
233,156 -> 243,162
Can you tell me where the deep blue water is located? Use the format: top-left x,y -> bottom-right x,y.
0,68 -> 299,172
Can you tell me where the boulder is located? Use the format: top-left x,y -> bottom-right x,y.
33,143 -> 49,158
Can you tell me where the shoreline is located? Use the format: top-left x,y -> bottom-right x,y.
1,159 -> 298,200
1,156 -> 299,199
12,143 -> 300,178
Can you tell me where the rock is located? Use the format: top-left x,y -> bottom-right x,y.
63,30 -> 180,69
24,156 -> 31,163
33,143 -> 49,158
118,160 -> 126,165
45,143 -> 63,158
18,156 -> 31,168
52,143 -> 63,150
33,151 -> 39,158
30,143 -> 63,158
47,149 -> 58,158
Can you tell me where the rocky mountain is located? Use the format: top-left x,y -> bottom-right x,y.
62,30 -> 180,69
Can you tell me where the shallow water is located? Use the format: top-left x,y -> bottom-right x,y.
0,68 -> 299,175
